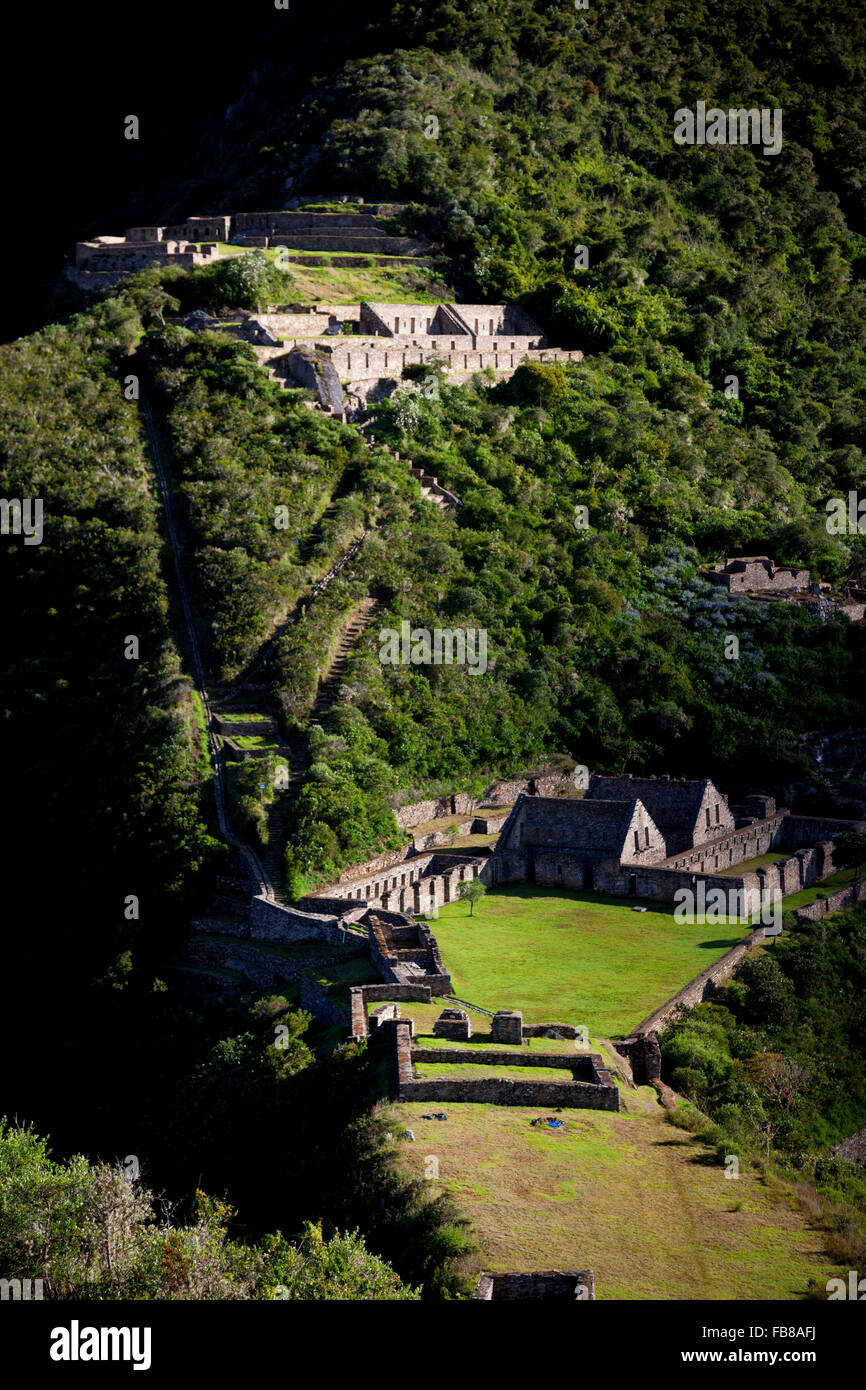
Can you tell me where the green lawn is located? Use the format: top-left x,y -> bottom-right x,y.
213,246 -> 451,306
230,734 -> 279,750
392,1090 -> 835,1300
433,886 -> 749,1037
219,711 -> 273,722
413,1061 -> 571,1081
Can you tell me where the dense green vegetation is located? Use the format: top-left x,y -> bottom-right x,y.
0,1118 -> 419,1299
4,0 -> 866,1302
0,300 -> 220,996
662,902 -> 866,1267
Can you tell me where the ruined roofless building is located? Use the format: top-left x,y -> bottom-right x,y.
707,556 -> 811,593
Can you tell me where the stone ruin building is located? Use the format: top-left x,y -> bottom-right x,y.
706,555 -> 810,593
251,299 -> 581,416
67,204 -> 582,415
490,773 -> 864,910
68,205 -> 414,290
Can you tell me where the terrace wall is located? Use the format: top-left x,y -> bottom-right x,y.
348,983 -> 432,1041
394,1023 -> 619,1109
410,1047 -> 592,1074
474,1271 -> 595,1301
248,894 -> 353,947
630,925 -> 768,1036
793,879 -> 866,922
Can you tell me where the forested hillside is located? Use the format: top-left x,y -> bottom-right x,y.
2,0 -> 866,1303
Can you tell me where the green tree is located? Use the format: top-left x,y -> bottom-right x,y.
458,878 -> 486,916
834,830 -> 866,880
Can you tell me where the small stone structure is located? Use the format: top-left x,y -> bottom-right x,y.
474,1270 -> 595,1300
614,1032 -> 662,1084
349,982 -> 431,1042
706,556 -> 810,593
368,1001 -> 402,1032
393,1019 -> 619,1110
491,1009 -> 524,1044
433,1008 -> 472,1041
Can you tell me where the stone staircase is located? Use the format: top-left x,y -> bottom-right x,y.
312,597 -> 381,720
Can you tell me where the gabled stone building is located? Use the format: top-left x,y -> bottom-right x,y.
493,795 -> 667,891
489,775 -> 863,906
585,775 -> 734,855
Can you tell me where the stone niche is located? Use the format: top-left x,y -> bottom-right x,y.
432,1008 -> 471,1041
490,1009 -> 523,1044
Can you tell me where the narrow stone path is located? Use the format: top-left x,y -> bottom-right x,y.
138,379 -> 274,901
440,994 -> 495,1017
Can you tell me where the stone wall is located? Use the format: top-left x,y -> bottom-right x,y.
394,1022 -> 619,1109
393,794 -> 475,829
348,983 -> 432,1041
186,933 -> 356,1027
614,1033 -> 662,1083
793,878 -> 866,922
411,1046 -> 591,1074
631,925 -> 767,1036
656,814 -> 787,872
368,1001 -> 401,1031
522,1023 -> 582,1040
399,1074 -> 619,1109
780,815 -> 865,849
474,1271 -> 595,1301
248,894 -> 352,947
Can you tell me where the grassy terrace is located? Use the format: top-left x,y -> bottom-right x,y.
413,1061 -> 571,1081
715,852 -> 785,876
391,1090 -> 834,1300
205,244 -> 451,305
219,710 -> 274,722
432,886 -> 751,1038
781,865 -> 857,911
313,956 -> 380,1004
380,1001 -> 587,1054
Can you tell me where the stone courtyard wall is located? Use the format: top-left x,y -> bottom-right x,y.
394,1022 -> 619,1109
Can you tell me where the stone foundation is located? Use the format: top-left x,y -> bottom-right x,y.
474,1270 -> 594,1301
